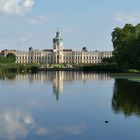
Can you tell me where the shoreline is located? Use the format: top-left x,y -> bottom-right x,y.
39,67 -> 82,71
0,63 -> 139,73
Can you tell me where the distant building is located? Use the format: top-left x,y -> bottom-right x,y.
0,51 -> 4,57
0,50 -> 17,57
2,31 -> 113,64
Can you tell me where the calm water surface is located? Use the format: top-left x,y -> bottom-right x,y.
0,71 -> 140,140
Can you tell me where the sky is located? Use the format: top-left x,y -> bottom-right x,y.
0,0 -> 140,51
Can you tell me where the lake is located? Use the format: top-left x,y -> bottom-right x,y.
0,71 -> 140,140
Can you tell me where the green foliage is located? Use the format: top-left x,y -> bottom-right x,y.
0,53 -> 16,63
0,64 -> 39,73
82,64 -> 119,72
102,57 -> 115,64
112,24 -> 140,70
0,72 -> 16,80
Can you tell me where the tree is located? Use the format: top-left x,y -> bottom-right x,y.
112,24 -> 140,69
0,53 -> 16,63
102,57 -> 115,64
6,53 -> 16,63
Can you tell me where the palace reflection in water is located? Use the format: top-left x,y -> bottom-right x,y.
0,71 -> 112,101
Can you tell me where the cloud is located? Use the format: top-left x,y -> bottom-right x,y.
114,12 -> 140,25
20,37 -> 27,43
22,16 -> 49,24
53,125 -> 87,135
0,43 -> 7,48
21,15 -> 61,24
63,29 -> 79,34
0,110 -> 32,139
0,110 -> 48,140
34,125 -> 87,137
0,0 -> 35,15
0,109 -> 87,139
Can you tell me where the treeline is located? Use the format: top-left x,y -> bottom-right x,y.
112,23 -> 140,70
0,54 -> 39,73
82,64 -> 120,72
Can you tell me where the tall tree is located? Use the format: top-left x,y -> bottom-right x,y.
112,24 -> 140,69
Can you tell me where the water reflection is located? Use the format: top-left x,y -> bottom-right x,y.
0,109 -> 87,140
53,71 -> 63,101
0,109 -> 48,140
0,71 -> 111,101
0,72 -> 16,81
1,72 -> 140,139
112,79 -> 140,116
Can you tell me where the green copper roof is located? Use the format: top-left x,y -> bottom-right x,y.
53,31 -> 63,43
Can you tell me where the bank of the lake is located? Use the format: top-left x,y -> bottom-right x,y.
39,64 -> 120,72
0,63 -> 39,73
110,73 -> 140,83
0,63 -> 140,74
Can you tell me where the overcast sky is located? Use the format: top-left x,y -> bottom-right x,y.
0,0 -> 140,51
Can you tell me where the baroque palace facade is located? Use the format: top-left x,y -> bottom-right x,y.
1,31 -> 112,64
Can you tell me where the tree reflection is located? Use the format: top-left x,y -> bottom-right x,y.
112,79 -> 140,116
0,72 -> 16,80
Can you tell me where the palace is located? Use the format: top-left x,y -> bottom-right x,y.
3,31 -> 112,64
